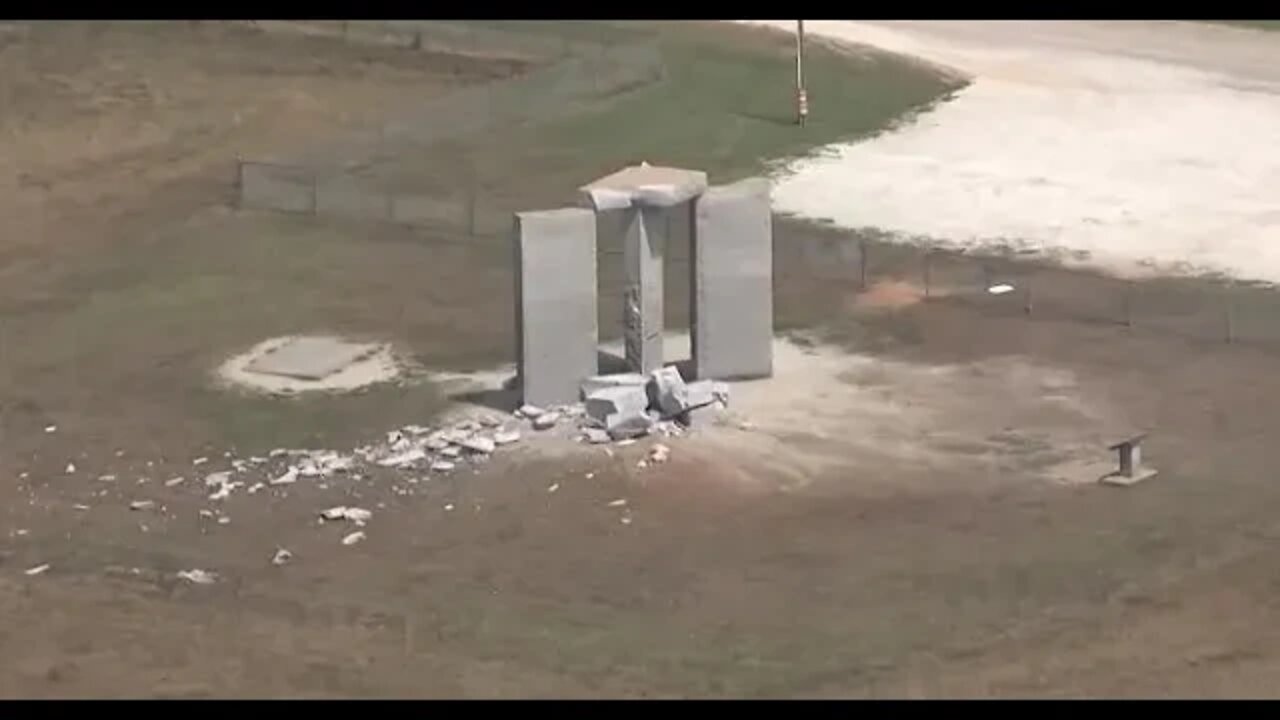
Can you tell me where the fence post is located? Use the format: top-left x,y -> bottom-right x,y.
923,250 -> 932,300
1123,281 -> 1134,328
234,155 -> 243,209
310,171 -> 319,216
1224,288 -> 1235,344
859,238 -> 868,291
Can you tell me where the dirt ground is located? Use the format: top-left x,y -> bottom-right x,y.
5,21 -> 1280,699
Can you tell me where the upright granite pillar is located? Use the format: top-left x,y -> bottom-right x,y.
580,164 -> 708,374
691,177 -> 774,380
513,208 -> 599,407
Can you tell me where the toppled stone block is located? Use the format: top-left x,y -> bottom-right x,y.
684,379 -> 718,410
585,385 -> 650,426
607,412 -> 656,441
648,366 -> 689,416
580,373 -> 648,399
533,412 -> 561,430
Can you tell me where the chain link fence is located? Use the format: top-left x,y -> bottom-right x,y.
778,232 -> 1280,350
236,23 -> 663,232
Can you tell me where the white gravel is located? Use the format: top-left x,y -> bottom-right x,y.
739,21 -> 1280,283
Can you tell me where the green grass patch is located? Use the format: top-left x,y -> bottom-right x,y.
473,21 -> 962,189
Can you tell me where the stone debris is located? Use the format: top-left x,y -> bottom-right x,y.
129,500 -> 155,511
547,483 -> 560,493
585,386 -> 649,427
580,428 -> 611,444
341,530 -> 366,546
97,474 -> 117,483
440,446 -> 462,459
516,404 -> 545,420
25,564 -> 50,576
430,460 -> 456,472
647,366 -> 689,416
72,504 -> 90,511
271,548 -> 293,566
177,569 -> 218,585
444,503 -> 455,512
532,412 -> 561,431
193,457 -> 209,466
247,482 -> 266,494
44,425 -> 57,434
65,462 -> 76,475
199,509 -> 215,520
620,516 -> 633,525
270,467 -> 299,486
217,516 -> 231,526
320,506 -> 371,525
459,436 -> 496,454
493,430 -> 521,446
607,498 -> 628,508
608,412 -> 656,441
648,444 -> 670,464
377,448 -> 426,468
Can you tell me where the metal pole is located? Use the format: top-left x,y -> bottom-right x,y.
795,21 -> 808,126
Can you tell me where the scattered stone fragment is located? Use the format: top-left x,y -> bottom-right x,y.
14,529 -> 29,537
65,463 -> 76,475
377,448 -> 426,468
581,428 -> 611,444
193,457 -> 209,466
97,474 -> 117,483
403,424 -> 432,436
607,412 -> 656,441
547,483 -> 560,494
620,516 -> 633,526
460,436 -> 496,454
532,412 -> 560,431
430,460 -> 456,472
637,460 -> 649,469
607,499 -> 628,508
493,430 -> 521,446
72,504 -> 90,511
271,548 -> 293,566
479,415 -> 503,428
516,404 -> 545,419
648,444 -> 670,464
320,506 -> 371,525
247,482 -> 266,494
424,435 -> 450,452
341,531 -> 366,546
444,503 -> 455,512
738,420 -> 756,431
44,425 -> 57,434
440,446 -> 462,459
129,500 -> 155,511
204,471 -> 232,488
271,467 -> 299,486
585,472 -> 595,480
199,510 -> 215,520
176,569 -> 217,585
25,564 -> 50,576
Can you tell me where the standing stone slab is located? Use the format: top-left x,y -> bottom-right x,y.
692,177 -> 774,380
514,209 -> 598,407
580,164 -> 708,375
621,206 -> 668,374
